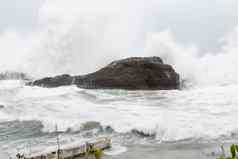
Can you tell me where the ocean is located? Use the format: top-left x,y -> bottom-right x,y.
0,80 -> 238,158
1,1 -> 238,158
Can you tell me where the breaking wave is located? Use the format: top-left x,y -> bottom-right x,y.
0,0 -> 238,87
1,81 -> 238,143
1,0 -> 238,157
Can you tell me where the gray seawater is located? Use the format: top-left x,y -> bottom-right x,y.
0,80 -> 238,159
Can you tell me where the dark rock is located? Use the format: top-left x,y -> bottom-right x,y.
80,121 -> 102,131
104,126 -> 114,133
131,129 -> 156,138
28,74 -> 73,87
28,57 -> 180,90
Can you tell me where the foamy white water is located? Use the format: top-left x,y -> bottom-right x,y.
1,80 -> 238,145
1,1 -> 238,158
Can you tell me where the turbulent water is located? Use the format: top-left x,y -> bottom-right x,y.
1,1 -> 238,158
0,79 -> 238,158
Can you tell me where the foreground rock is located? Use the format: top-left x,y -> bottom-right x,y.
28,57 -> 180,90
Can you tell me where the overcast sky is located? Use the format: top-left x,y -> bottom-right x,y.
0,0 -> 44,32
0,0 -> 238,52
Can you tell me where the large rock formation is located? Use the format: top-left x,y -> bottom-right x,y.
28,57 -> 180,90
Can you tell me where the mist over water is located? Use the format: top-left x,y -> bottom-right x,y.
144,29 -> 238,87
0,0 -> 238,87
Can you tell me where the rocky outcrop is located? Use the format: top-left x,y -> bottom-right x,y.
28,57 -> 180,90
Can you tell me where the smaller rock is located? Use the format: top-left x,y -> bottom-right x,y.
80,121 -> 102,131
131,129 -> 156,138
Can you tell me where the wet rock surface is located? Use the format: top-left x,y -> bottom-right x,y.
28,57 -> 180,90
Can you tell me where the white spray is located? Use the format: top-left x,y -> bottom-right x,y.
0,0 -> 238,87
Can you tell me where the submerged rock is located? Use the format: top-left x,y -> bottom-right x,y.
28,57 -> 180,90
80,121 -> 102,131
131,129 -> 156,138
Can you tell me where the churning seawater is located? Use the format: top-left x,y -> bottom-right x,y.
0,80 -> 238,158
